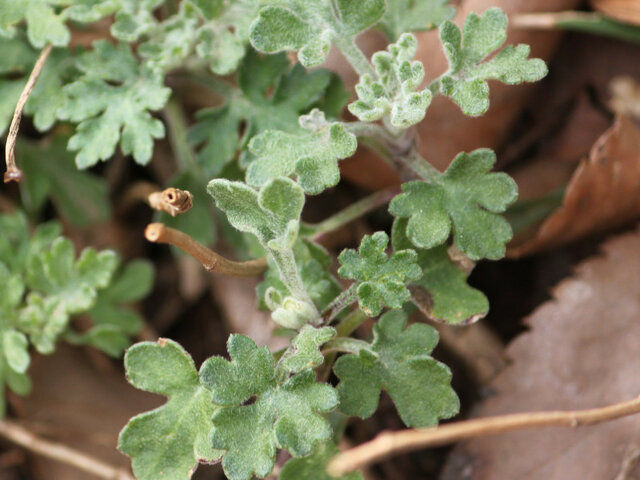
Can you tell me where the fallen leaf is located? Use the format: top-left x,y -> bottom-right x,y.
441,226 -> 640,480
591,0 -> 640,26
509,115 -> 640,257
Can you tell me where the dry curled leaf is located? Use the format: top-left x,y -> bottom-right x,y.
509,115 -> 640,257
609,76 -> 640,119
442,226 -> 640,480
591,0 -> 640,26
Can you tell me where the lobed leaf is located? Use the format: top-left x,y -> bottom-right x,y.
200,335 -> 338,480
246,109 -> 357,194
389,149 -> 517,260
57,40 -> 170,168
280,325 -> 336,375
250,0 -> 386,67
0,0 -> 73,48
334,310 -> 459,427
280,441 -> 363,480
118,339 -> 221,480
349,33 -> 432,128
338,231 -> 422,316
437,7 -> 547,116
392,218 -> 488,324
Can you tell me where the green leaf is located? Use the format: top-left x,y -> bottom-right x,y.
280,441 -> 363,480
338,231 -> 422,317
334,310 -> 459,427
437,7 -> 547,116
119,339 -> 221,480
0,0 -> 72,48
389,148 -> 517,260
250,0 -> 386,67
392,218 -> 488,324
207,177 -> 304,250
22,237 -> 118,353
57,40 -> 170,167
18,137 -> 111,227
379,0 -> 455,41
349,33 -> 431,128
200,334 -> 338,480
246,109 -> 357,194
189,49 -> 337,177
280,325 -> 335,374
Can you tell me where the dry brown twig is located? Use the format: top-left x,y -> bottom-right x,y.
147,187 -> 193,216
4,44 -> 53,184
328,395 -> 640,476
0,420 -> 134,480
145,223 -> 267,276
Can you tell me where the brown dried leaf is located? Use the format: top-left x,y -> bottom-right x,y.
591,0 -> 640,26
509,116 -> 640,257
442,226 -> 640,480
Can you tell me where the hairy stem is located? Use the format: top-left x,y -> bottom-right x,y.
323,337 -> 372,355
328,394 -> 640,476
333,35 -> 376,78
163,99 -> 202,177
323,284 -> 358,323
145,223 -> 267,276
402,149 -> 442,182
4,45 -> 53,183
335,309 -> 368,338
0,420 -> 134,480
309,186 -> 400,241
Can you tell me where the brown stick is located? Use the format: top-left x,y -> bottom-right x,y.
147,187 -> 193,216
4,45 -> 53,184
0,420 -> 134,480
328,395 -> 640,476
145,223 -> 267,276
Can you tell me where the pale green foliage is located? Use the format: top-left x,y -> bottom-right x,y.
200,335 -> 338,480
389,149 -> 518,260
392,218 -> 488,324
437,7 -> 547,116
246,110 -> 357,194
57,40 -> 170,168
118,339 -> 221,480
280,442 -> 363,480
334,310 -> 459,426
207,177 -> 304,251
280,326 -> 336,374
338,231 -> 422,316
379,0 -> 455,41
0,0 -> 74,48
0,212 -> 149,416
349,33 -> 432,128
19,136 -> 111,227
250,0 -> 385,67
189,51 -> 337,177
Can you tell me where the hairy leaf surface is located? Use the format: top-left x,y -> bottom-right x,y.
379,0 -> 455,41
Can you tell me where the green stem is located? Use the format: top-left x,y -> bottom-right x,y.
163,99 -> 202,177
308,186 -> 400,240
335,309 -> 368,338
323,284 -> 358,322
344,122 -> 399,145
402,149 -> 442,182
270,248 -> 321,324
333,34 -> 376,78
323,337 -> 372,355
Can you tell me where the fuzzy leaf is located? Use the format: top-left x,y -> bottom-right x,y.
349,33 -> 431,128
188,50 -> 338,177
246,110 -> 357,194
57,40 -> 170,167
119,339 -> 221,480
280,441 -> 363,480
338,231 -> 421,316
389,149 -> 517,260
0,0 -> 72,48
18,137 -> 110,227
334,310 -> 459,426
379,0 -> 455,41
200,335 -> 338,480
280,325 -> 336,374
250,0 -> 385,67
392,218 -> 488,324
207,177 -> 304,250
437,7 -> 547,116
